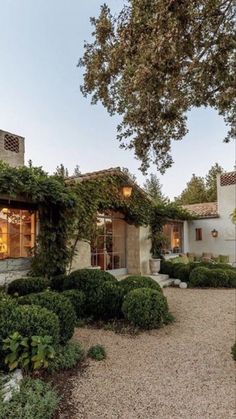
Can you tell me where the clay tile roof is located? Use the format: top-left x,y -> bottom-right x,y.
71,167 -> 125,182
182,202 -> 218,218
220,171 -> 236,186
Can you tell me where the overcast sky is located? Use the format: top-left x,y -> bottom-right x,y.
0,0 -> 235,199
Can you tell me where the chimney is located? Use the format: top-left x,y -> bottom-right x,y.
0,129 -> 25,167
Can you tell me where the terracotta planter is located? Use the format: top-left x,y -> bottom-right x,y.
149,258 -> 161,275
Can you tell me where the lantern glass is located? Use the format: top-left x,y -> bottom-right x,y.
211,229 -> 218,238
122,186 -> 132,198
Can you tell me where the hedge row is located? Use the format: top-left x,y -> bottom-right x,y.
160,260 -> 236,287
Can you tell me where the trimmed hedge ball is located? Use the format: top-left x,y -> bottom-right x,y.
64,268 -> 117,292
119,275 -> 163,295
8,277 -> 50,296
122,288 -> 169,329
50,274 -> 67,292
208,269 -> 229,287
62,290 -> 86,319
19,291 -> 76,344
160,261 -> 174,277
189,267 -> 211,287
226,269 -> 236,288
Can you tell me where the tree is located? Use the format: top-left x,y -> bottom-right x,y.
73,164 -> 81,177
175,174 -> 207,204
205,163 -> 224,201
54,164 -> 69,178
143,174 -> 167,203
79,1 -> 235,173
121,167 -> 137,182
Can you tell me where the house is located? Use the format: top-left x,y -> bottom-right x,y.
0,130 -> 153,285
182,171 -> 236,263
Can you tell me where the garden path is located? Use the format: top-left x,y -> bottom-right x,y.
71,289 -> 235,419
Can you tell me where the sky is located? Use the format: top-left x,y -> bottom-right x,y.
0,0 -> 235,199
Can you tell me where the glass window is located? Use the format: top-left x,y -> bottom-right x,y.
0,207 -> 36,259
91,211 -> 126,271
162,222 -> 183,254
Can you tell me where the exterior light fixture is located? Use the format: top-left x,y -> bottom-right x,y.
122,186 -> 133,198
211,229 -> 218,238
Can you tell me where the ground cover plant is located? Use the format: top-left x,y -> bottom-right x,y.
0,378 -> 59,419
48,342 -> 84,373
88,345 -> 106,361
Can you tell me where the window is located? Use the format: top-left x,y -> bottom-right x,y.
0,208 -> 36,259
162,222 -> 183,254
4,134 -> 20,153
195,228 -> 202,241
91,211 -> 126,271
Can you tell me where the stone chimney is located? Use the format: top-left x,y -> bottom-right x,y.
0,129 -> 25,167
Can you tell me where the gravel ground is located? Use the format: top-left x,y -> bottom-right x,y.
71,288 -> 236,419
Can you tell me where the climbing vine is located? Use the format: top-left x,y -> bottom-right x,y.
0,162 -> 77,277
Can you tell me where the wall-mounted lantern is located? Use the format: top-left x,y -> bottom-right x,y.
122,186 -> 133,198
211,229 -> 218,238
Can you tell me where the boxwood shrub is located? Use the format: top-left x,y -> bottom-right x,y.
226,270 -> 236,288
8,277 -> 50,296
160,261 -> 174,277
62,290 -> 86,319
19,291 -> 76,343
175,265 -> 191,282
119,275 -> 162,295
64,268 -> 117,291
189,267 -> 211,287
50,274 -> 67,292
63,269 -> 121,320
122,288 -> 169,329
208,269 -> 229,287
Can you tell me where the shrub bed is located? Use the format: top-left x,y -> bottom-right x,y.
62,290 -> 86,319
8,277 -> 49,296
122,288 -> 170,329
0,378 -> 59,419
119,275 -> 162,295
50,274 -> 67,292
189,266 -> 235,288
19,292 -> 76,344
64,269 -> 122,320
160,260 -> 174,277
48,341 -> 84,372
231,342 -> 236,361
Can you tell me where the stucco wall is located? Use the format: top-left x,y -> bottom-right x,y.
0,258 -> 31,286
188,176 -> 236,262
70,240 -> 91,272
126,224 -> 140,274
139,226 -> 152,275
0,130 -> 25,167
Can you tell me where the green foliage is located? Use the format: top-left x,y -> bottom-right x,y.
0,302 -> 59,369
226,270 -> 236,288
64,269 -> 123,320
3,332 -> 55,371
205,163 -> 224,202
208,269 -> 229,287
8,277 -> 50,296
119,275 -> 162,295
19,292 -> 76,344
231,342 -> 236,361
79,2 -> 234,173
176,174 -> 207,205
0,162 -> 77,277
64,268 -> 117,291
0,378 -> 59,419
62,290 -> 86,319
87,344 -> 106,361
160,260 -> 174,277
50,274 -> 67,291
149,203 -> 191,257
69,172 -> 152,247
176,264 -> 191,282
143,174 -> 168,203
48,342 -> 84,372
122,288 -> 169,329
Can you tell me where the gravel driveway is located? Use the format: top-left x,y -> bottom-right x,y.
71,289 -> 235,419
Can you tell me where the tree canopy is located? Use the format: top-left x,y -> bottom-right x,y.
79,0 -> 235,173
143,173 -> 168,204
175,163 -> 224,204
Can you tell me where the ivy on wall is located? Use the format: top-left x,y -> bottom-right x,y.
0,162 -> 77,277
0,162 -> 191,275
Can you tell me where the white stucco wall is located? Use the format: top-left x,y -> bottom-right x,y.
70,240 -> 91,272
183,221 -> 189,253
187,175 -> 236,262
139,226 -> 152,275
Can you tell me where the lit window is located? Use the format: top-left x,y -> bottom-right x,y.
195,228 -> 202,241
0,208 -> 36,259
4,134 -> 20,153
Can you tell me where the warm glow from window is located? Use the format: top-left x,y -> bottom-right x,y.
122,186 -> 132,198
0,208 -> 36,259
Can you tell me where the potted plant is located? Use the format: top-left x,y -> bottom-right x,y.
149,232 -> 169,275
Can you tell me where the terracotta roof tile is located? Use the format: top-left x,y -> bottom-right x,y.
182,202 -> 218,218
220,171 -> 236,186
